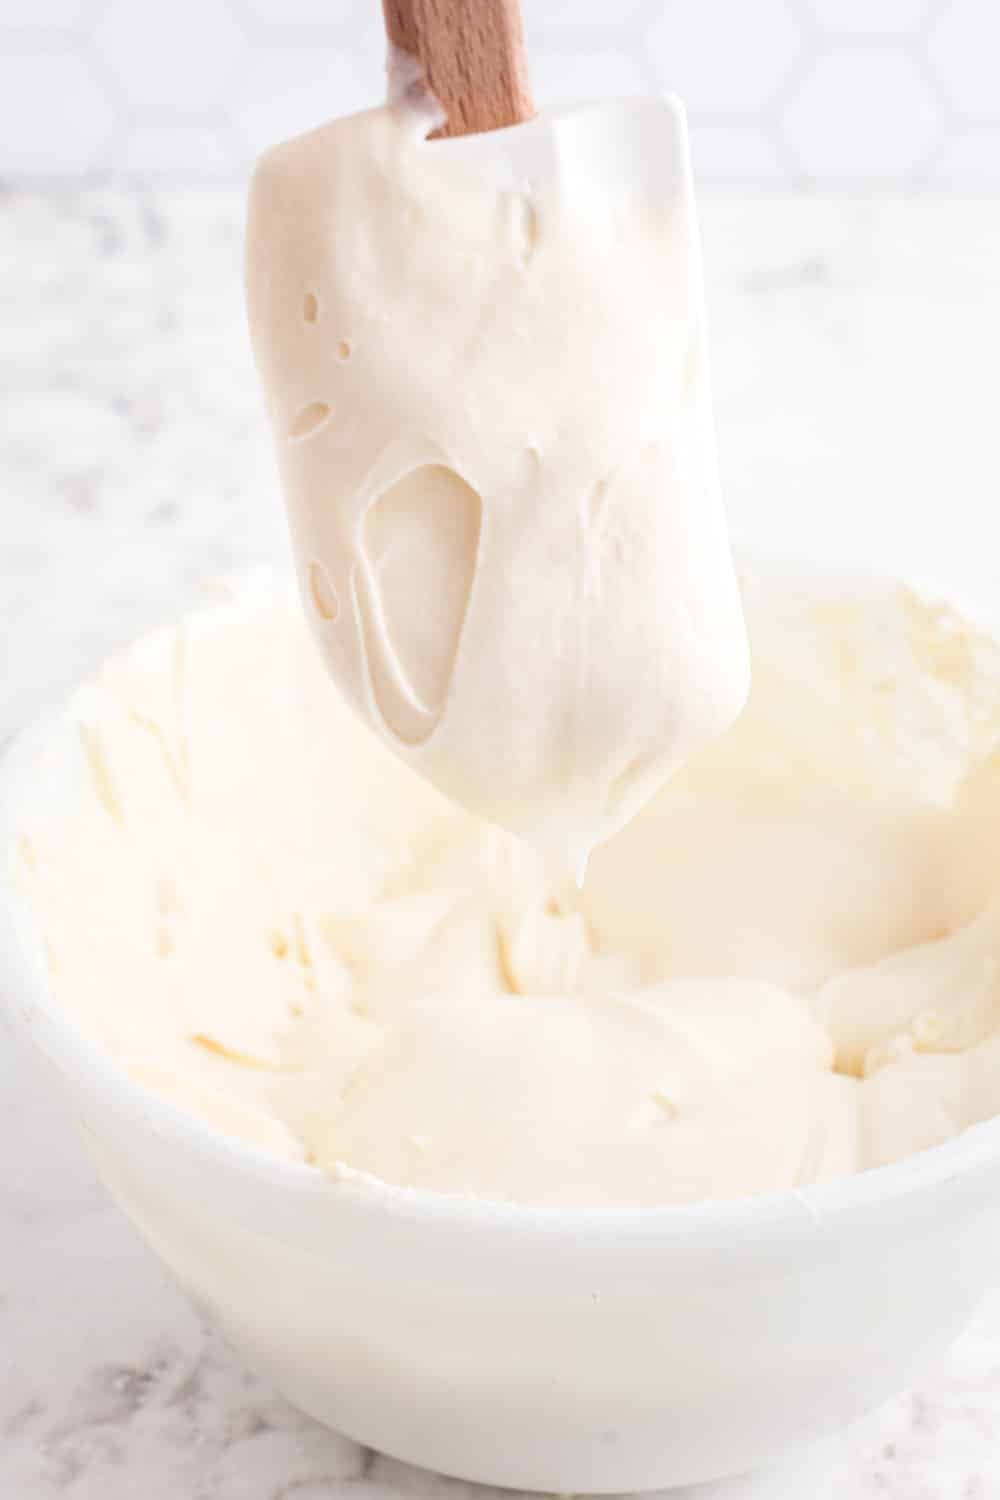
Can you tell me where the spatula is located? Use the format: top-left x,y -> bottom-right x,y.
382,0 -> 535,137
245,1 -> 749,872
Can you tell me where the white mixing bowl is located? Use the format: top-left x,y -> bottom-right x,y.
4,589 -> 1000,1494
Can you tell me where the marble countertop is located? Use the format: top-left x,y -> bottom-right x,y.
4,188 -> 1000,1499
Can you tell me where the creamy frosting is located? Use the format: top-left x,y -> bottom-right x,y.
245,98 -> 749,871
16,568 -> 1000,1207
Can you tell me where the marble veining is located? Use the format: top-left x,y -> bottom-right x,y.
5,189 -> 1000,1498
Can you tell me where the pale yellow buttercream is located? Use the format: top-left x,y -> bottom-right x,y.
16,569 -> 1000,1206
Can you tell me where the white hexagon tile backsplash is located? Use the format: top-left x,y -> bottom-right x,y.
0,0 -> 998,187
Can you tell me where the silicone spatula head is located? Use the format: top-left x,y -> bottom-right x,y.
246,77 -> 749,874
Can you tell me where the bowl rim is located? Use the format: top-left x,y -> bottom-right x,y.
5,604 -> 1000,1259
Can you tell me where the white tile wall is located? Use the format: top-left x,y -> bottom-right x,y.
782,50 -> 940,180
0,0 -> 998,187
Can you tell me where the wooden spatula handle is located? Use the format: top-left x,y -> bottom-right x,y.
383,0 -> 535,138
